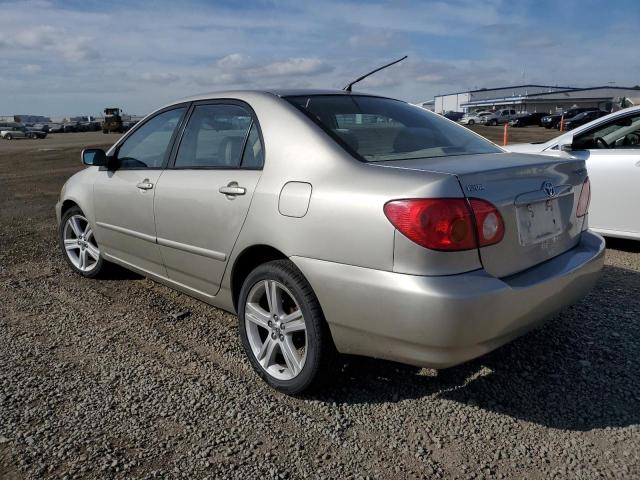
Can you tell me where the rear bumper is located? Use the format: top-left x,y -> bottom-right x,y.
291,230 -> 605,368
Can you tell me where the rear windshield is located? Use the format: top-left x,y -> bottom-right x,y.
285,95 -> 501,162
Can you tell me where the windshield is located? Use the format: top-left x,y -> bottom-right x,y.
285,95 -> 501,162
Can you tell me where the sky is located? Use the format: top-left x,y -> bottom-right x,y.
1,0 -> 639,117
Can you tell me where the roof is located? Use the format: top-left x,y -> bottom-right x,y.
177,88 -> 384,103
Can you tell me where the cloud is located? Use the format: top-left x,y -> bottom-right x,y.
255,58 -> 332,77
1,0 -> 638,116
140,72 -> 181,84
21,64 -> 42,75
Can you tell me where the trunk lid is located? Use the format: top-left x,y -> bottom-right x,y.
377,152 -> 588,277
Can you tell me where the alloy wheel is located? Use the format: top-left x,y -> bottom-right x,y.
63,214 -> 100,273
244,279 -> 307,381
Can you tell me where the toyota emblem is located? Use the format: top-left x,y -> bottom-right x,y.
542,181 -> 556,197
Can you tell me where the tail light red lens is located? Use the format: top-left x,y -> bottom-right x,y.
576,177 -> 590,217
384,198 -> 504,251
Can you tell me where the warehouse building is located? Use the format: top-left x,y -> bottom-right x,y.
428,85 -> 640,114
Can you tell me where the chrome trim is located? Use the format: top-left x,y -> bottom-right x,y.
157,237 -> 227,261
514,184 -> 573,206
95,221 -> 156,243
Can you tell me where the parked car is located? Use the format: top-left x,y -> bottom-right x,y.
459,111 -> 492,125
482,109 -> 521,126
1,126 -> 26,140
506,106 -> 640,240
26,128 -> 47,139
509,112 -> 547,128
442,111 -> 465,121
57,89 -> 604,394
561,110 -> 609,131
541,108 -> 598,129
48,123 -> 63,133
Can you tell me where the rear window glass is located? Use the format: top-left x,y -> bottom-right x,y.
286,95 -> 501,162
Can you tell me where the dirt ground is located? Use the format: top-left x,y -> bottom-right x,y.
1,131 -> 638,479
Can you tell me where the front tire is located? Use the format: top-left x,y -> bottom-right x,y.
238,260 -> 335,395
467,119 -> 475,125
5,134 -> 12,140
59,206 -> 106,278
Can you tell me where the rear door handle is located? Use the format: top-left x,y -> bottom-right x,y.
219,182 -> 246,197
136,179 -> 154,190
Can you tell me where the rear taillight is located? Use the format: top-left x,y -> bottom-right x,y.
469,198 -> 505,247
576,177 -> 590,217
383,198 -> 504,251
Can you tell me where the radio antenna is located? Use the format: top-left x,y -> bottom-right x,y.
343,55 -> 408,92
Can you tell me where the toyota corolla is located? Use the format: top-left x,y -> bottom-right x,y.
56,89 -> 605,394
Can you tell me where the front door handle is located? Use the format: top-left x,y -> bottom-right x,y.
219,182 -> 246,197
136,179 -> 154,190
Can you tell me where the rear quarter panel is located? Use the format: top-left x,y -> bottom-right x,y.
221,94 -> 468,291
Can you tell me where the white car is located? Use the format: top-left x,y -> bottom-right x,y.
506,106 -> 640,240
0,126 -> 26,140
459,112 -> 491,125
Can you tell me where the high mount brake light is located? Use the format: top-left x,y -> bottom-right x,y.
384,198 -> 504,251
576,177 -> 591,218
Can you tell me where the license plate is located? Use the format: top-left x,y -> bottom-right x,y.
516,199 -> 563,246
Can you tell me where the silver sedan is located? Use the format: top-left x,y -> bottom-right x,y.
56,89 -> 604,394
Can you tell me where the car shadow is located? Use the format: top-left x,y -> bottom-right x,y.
311,265 -> 640,431
605,236 -> 640,253
99,262 -> 144,281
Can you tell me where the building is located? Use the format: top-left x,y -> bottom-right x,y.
429,85 -> 640,114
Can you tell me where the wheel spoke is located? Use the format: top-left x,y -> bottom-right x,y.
64,238 -> 79,251
284,318 -> 305,333
86,244 -> 100,261
257,337 -> 277,368
78,249 -> 87,269
84,228 -> 93,241
246,303 -> 271,329
264,280 -> 282,316
280,337 -> 301,376
281,308 -> 302,324
69,217 -> 83,237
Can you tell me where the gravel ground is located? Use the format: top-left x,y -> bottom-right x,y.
0,133 -> 639,479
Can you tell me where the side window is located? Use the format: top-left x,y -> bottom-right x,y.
174,104 -> 254,168
573,114 -> 640,150
241,122 -> 264,168
117,107 -> 186,168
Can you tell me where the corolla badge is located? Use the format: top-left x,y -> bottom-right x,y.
542,181 -> 556,197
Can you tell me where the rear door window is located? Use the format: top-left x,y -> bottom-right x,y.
174,104 -> 259,168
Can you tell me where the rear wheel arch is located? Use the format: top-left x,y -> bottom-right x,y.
231,245 -> 288,311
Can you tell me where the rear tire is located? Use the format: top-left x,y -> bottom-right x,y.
5,134 -> 12,140
238,259 -> 336,395
468,119 -> 475,125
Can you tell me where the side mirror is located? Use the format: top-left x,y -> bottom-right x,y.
559,136 -> 574,152
560,143 -> 573,152
82,148 -> 107,166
